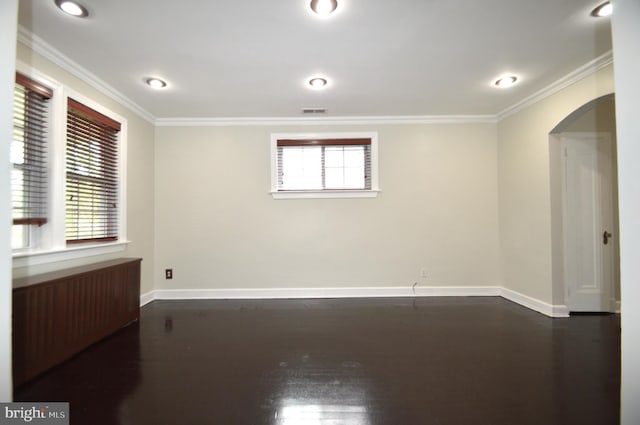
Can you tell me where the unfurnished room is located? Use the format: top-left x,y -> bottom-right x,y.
1,1 -> 639,424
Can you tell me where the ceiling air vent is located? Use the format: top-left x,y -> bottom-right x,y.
301,108 -> 328,115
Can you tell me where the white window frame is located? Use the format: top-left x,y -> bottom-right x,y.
12,63 -> 129,268
270,131 -> 380,199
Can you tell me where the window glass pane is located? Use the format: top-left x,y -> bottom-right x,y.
324,168 -> 343,189
281,146 -> 322,190
344,146 -> 364,167
324,146 -> 365,189
11,169 -> 24,218
324,147 -> 344,167
344,167 -> 365,189
325,166 -> 365,189
10,138 -> 24,165
11,225 -> 28,250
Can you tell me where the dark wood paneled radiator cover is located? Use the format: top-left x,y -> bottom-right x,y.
12,258 -> 142,386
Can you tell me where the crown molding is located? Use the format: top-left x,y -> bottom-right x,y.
155,114 -> 498,127
17,25 -> 156,124
496,50 -> 614,121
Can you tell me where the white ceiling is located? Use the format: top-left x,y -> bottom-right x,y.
17,0 -> 612,119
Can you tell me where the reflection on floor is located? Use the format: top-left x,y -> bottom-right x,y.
15,297 -> 620,425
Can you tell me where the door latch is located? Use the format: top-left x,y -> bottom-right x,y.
603,231 -> 612,245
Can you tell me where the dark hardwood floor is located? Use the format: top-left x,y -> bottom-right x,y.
15,297 -> 620,425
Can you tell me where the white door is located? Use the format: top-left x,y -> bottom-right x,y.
563,134 -> 617,312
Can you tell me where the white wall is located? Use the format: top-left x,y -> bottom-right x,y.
154,123 -> 500,292
612,1 -> 640,423
0,0 -> 18,402
497,65 -> 615,305
11,43 -> 156,295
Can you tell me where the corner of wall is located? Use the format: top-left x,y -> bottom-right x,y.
1,0 -> 19,402
496,63 -> 615,307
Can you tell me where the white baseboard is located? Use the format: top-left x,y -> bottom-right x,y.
141,285 -> 567,318
152,286 -> 475,300
152,287 -> 405,300
500,287 -> 570,317
140,290 -> 155,307
151,286 -> 503,301
414,286 -> 501,297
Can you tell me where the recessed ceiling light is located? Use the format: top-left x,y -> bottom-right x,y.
145,77 -> 168,89
310,0 -> 338,16
308,77 -> 328,89
591,1 -> 612,17
494,75 -> 518,89
54,0 -> 89,17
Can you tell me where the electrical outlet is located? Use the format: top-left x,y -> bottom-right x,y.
165,269 -> 173,279
420,267 -> 427,278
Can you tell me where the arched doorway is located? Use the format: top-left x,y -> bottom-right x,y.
549,94 -> 620,312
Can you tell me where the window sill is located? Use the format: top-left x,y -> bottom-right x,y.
12,240 -> 131,269
270,189 -> 380,199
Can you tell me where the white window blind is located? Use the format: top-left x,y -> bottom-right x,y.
65,98 -> 121,244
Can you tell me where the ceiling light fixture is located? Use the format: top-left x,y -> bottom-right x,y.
54,0 -> 89,17
591,1 -> 612,17
494,75 -> 518,88
145,77 -> 168,89
310,0 -> 338,16
308,77 -> 328,89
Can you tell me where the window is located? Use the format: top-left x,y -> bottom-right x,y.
11,66 -> 129,267
65,98 -> 121,244
271,132 -> 379,199
11,73 -> 52,249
